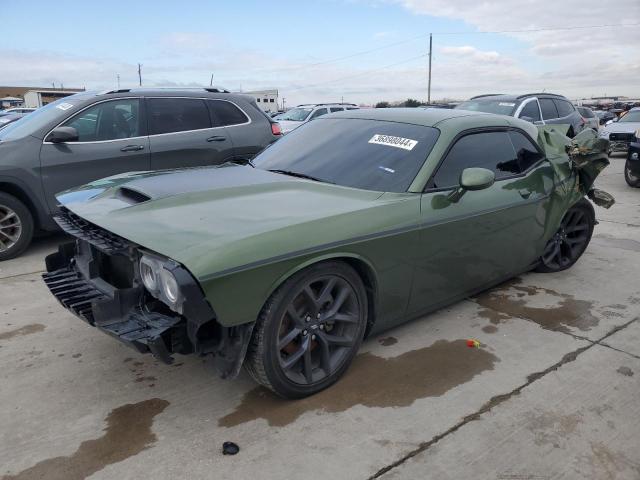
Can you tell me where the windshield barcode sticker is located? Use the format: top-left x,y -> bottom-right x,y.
369,134 -> 418,151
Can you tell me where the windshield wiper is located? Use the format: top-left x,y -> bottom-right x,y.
267,169 -> 333,184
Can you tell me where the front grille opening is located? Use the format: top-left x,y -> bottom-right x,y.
95,249 -> 135,289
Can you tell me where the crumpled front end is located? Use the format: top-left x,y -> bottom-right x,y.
43,207 -> 254,378
537,126 -> 615,209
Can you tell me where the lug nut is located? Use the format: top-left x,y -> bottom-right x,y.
319,324 -> 324,330
302,330 -> 308,336
306,316 -> 311,322
311,334 -> 316,340
316,313 -> 321,319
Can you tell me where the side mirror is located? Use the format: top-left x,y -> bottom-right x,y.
460,167 -> 495,191
47,126 -> 79,143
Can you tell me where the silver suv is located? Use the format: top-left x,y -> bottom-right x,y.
456,93 -> 585,137
274,103 -> 359,134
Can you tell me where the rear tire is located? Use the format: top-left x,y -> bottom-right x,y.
0,192 -> 34,261
624,160 -> 640,187
244,261 -> 368,398
535,199 -> 594,273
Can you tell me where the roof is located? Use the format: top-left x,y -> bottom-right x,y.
0,96 -> 23,101
329,107 -> 492,127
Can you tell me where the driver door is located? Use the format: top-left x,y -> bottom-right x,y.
407,129 -> 555,315
40,98 -> 150,212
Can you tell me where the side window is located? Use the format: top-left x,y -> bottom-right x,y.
508,131 -> 544,172
147,98 -> 211,135
539,98 -> 558,120
431,131 -> 518,189
62,99 -> 141,142
519,100 -> 541,122
329,107 -> 344,113
554,99 -> 575,118
309,108 -> 328,120
209,100 -> 249,126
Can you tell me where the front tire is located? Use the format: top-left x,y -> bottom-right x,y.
624,160 -> 640,187
0,192 -> 34,261
535,199 -> 594,273
244,261 -> 368,398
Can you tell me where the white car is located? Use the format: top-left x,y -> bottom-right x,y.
599,107 -> 640,154
274,103 -> 359,134
1,107 -> 36,114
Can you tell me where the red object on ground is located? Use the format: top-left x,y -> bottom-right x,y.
466,339 -> 481,348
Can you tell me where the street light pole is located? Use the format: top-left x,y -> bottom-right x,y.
138,63 -> 142,86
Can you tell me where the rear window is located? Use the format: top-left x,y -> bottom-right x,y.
539,99 -> 558,120
554,99 -> 575,118
209,100 -> 249,126
456,99 -> 517,115
147,98 -> 211,135
254,118 -> 440,192
578,107 -> 594,118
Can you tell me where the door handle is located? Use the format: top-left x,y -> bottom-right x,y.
518,189 -> 532,199
207,136 -> 227,142
120,145 -> 145,152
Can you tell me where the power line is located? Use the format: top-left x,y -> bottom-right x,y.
259,22 -> 638,75
287,54 -> 428,92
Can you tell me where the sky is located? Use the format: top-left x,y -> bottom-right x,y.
1,0 -> 639,106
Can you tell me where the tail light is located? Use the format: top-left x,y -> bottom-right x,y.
271,122 -> 282,136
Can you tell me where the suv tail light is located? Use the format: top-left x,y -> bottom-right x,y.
271,122 -> 282,136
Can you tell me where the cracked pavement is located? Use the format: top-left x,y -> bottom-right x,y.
1,155 -> 639,480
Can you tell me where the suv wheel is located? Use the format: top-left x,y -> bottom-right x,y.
0,193 -> 34,261
245,261 -> 367,398
535,199 -> 594,273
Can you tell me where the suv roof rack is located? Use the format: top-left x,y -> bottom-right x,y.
469,94 -> 507,100
516,93 -> 565,99
97,87 -> 230,95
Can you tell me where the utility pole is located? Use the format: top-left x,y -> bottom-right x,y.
427,33 -> 432,105
210,74 -> 214,87
117,74 -> 120,89
138,63 -> 142,86
282,97 -> 286,111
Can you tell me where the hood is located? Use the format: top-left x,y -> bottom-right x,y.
58,165 -> 412,280
602,122 -> 640,135
277,120 -> 304,133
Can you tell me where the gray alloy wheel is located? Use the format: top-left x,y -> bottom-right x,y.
276,275 -> 361,385
624,160 -> 640,187
0,192 -> 34,261
536,200 -> 594,273
0,204 -> 22,253
245,261 -> 367,398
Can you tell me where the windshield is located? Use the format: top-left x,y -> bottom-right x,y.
456,99 -> 517,115
0,95 -> 87,141
275,108 -> 312,122
254,118 -> 440,192
619,111 -> 640,123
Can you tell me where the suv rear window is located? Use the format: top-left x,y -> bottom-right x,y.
209,100 -> 249,126
539,99 -> 558,120
148,98 -> 211,135
519,101 -> 541,122
554,99 -> 575,118
456,99 -> 517,115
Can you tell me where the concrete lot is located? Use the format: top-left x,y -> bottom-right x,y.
1,155 -> 639,480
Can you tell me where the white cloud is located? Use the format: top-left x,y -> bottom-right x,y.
385,0 -> 640,98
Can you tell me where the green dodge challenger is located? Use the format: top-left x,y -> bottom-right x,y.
43,108 -> 612,398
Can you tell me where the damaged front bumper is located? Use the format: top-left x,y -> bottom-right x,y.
43,208 -> 254,378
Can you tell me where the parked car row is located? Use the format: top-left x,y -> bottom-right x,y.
0,88 -> 281,260
274,103 -> 359,134
0,107 -> 35,130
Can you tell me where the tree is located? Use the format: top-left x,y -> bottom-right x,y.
375,101 -> 390,108
403,98 -> 423,108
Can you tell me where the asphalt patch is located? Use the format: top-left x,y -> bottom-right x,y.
0,324 -> 45,341
2,398 -> 169,480
474,278 -> 598,334
220,339 -> 498,428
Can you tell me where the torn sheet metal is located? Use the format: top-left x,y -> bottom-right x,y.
537,125 -> 615,209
